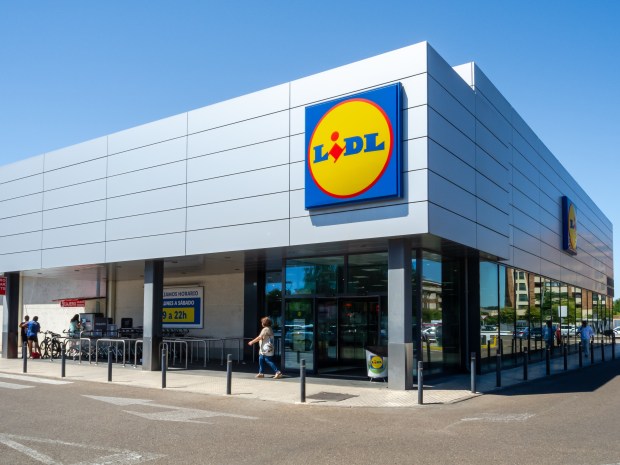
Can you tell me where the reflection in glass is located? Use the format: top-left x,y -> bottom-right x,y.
285,257 -> 344,295
347,253 -> 388,295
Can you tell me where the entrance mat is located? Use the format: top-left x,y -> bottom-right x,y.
306,391 -> 359,402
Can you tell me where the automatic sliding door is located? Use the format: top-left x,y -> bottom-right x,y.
284,299 -> 314,371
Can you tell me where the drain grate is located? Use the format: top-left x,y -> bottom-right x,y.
306,391 -> 359,402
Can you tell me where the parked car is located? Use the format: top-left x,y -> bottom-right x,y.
560,324 -> 576,336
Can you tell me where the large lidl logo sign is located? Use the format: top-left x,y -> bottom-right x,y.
305,84 -> 402,209
562,196 -> 577,255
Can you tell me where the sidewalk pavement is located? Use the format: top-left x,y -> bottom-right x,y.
0,344 -> 616,408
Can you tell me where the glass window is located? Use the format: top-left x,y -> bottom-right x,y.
285,257 -> 344,295
480,261 -> 499,366
347,253 -> 388,295
265,271 -> 282,332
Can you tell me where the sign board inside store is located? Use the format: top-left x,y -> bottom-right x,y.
60,299 -> 86,307
162,286 -> 203,329
0,277 -> 5,296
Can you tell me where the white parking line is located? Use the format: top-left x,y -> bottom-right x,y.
0,373 -> 72,385
0,381 -> 35,390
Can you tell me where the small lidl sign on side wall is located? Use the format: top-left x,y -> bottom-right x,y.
305,83 -> 402,209
162,286 -> 203,329
562,196 -> 577,255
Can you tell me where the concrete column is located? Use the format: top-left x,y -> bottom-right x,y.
388,238 -> 413,390
142,260 -> 164,371
2,272 -> 20,358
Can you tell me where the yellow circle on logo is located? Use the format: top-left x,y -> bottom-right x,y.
370,355 -> 383,369
308,99 -> 393,198
568,204 -> 577,250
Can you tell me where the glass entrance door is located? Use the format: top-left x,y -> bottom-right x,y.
283,299 -> 314,371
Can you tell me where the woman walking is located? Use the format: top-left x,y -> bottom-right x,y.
248,317 -> 282,379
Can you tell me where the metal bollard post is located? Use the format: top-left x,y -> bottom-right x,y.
61,348 -> 66,378
426,340 -> 431,370
487,340 -> 491,360
107,346 -> 113,382
590,340 -> 594,364
563,344 -> 568,371
300,359 -> 306,403
601,338 -> 605,362
612,334 -> 616,360
523,347 -> 528,380
545,347 -> 550,375
226,354 -> 232,395
578,341 -> 583,367
417,361 -> 424,405
470,352 -> 476,393
496,352 -> 501,387
22,342 -> 27,373
162,346 -> 167,388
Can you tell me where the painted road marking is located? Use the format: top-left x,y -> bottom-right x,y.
0,433 -> 163,465
461,413 -> 535,422
0,373 -> 72,385
0,381 -> 35,390
85,395 -> 258,423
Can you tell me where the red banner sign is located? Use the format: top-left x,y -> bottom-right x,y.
60,299 -> 85,308
0,277 -> 6,296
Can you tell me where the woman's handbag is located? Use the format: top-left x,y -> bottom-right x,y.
262,338 -> 274,356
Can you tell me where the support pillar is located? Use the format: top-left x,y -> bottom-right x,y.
2,272 -> 20,358
387,238 -> 413,390
142,260 -> 164,371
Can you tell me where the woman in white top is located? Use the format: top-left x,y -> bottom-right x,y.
248,316 -> 282,379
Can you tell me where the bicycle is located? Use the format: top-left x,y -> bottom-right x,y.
39,331 -> 64,359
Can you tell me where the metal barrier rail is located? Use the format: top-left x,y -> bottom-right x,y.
134,339 -> 143,367
161,339 -> 188,369
95,339 -> 128,367
77,337 -> 94,364
183,338 -> 208,367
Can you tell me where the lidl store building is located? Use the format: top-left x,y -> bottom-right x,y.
0,42 -> 614,389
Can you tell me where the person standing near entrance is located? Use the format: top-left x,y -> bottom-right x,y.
248,316 -> 282,379
577,320 -> 595,358
19,315 -> 30,353
26,315 -> 41,357
543,320 -> 556,352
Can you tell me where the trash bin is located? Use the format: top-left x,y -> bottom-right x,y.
365,345 -> 388,380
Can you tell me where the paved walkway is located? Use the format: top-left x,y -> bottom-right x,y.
0,344 -> 616,408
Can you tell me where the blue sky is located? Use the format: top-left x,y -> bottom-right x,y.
1,1 -> 618,286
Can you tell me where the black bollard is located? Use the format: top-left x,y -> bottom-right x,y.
523,347 -> 528,380
162,346 -> 167,388
22,342 -> 27,373
426,339 -> 431,370
107,346 -> 112,382
300,359 -> 306,403
590,340 -> 594,364
563,344 -> 568,371
496,352 -> 501,387
545,347 -> 550,375
417,361 -> 424,405
487,340 -> 491,360
226,354 -> 232,395
61,348 -> 66,378
579,341 -> 583,367
601,337 -> 605,362
612,334 -> 616,360
470,352 -> 476,394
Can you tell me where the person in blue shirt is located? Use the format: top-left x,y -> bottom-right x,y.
26,315 -> 41,357
543,320 -> 556,352
577,320 -> 595,358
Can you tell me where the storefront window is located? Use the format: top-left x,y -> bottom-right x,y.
285,257 -> 344,295
347,253 -> 388,295
480,261 -> 499,367
265,271 -> 282,332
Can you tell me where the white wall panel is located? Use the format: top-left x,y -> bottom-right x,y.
187,111 -> 289,157
513,228 -> 541,256
476,147 -> 509,191
290,42 -> 427,107
106,209 -> 186,241
406,138 -> 428,172
187,165 -> 289,207
401,73 -> 428,109
512,208 -> 540,238
513,248 -> 541,276
44,158 -> 107,191
428,108 -> 475,166
44,137 -> 107,171
428,172 -> 476,221
108,114 -> 187,155
0,251 -> 41,272
540,225 -> 560,249
108,137 -> 186,176
290,134 -> 305,163
291,202 -> 428,246
106,232 -> 186,263
188,84 -> 289,134
475,93 -> 511,144
0,155 -> 44,184
43,179 -> 106,210
187,220 -> 289,254
43,200 -> 106,230
452,63 -> 474,87
540,241 -> 562,265
511,168 -> 539,204
107,160 -> 186,198
427,204 -> 476,248
0,231 -> 41,254
42,222 -> 105,249
188,138 -> 289,182
0,193 -> 43,219
511,149 -> 540,189
187,193 -> 288,231
404,105 -> 428,141
428,76 -> 475,140
290,106 -> 304,136
0,174 -> 43,201
428,140 -> 474,192
0,213 -> 41,237
107,185 -> 186,220
476,122 -> 510,168
473,65 -> 513,120
512,189 -> 540,220
540,258 -> 561,282
289,161 -> 304,191
429,50 -> 475,112
476,225 -> 509,259
476,199 -> 509,236
42,243 -> 105,269
477,174 -> 509,214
